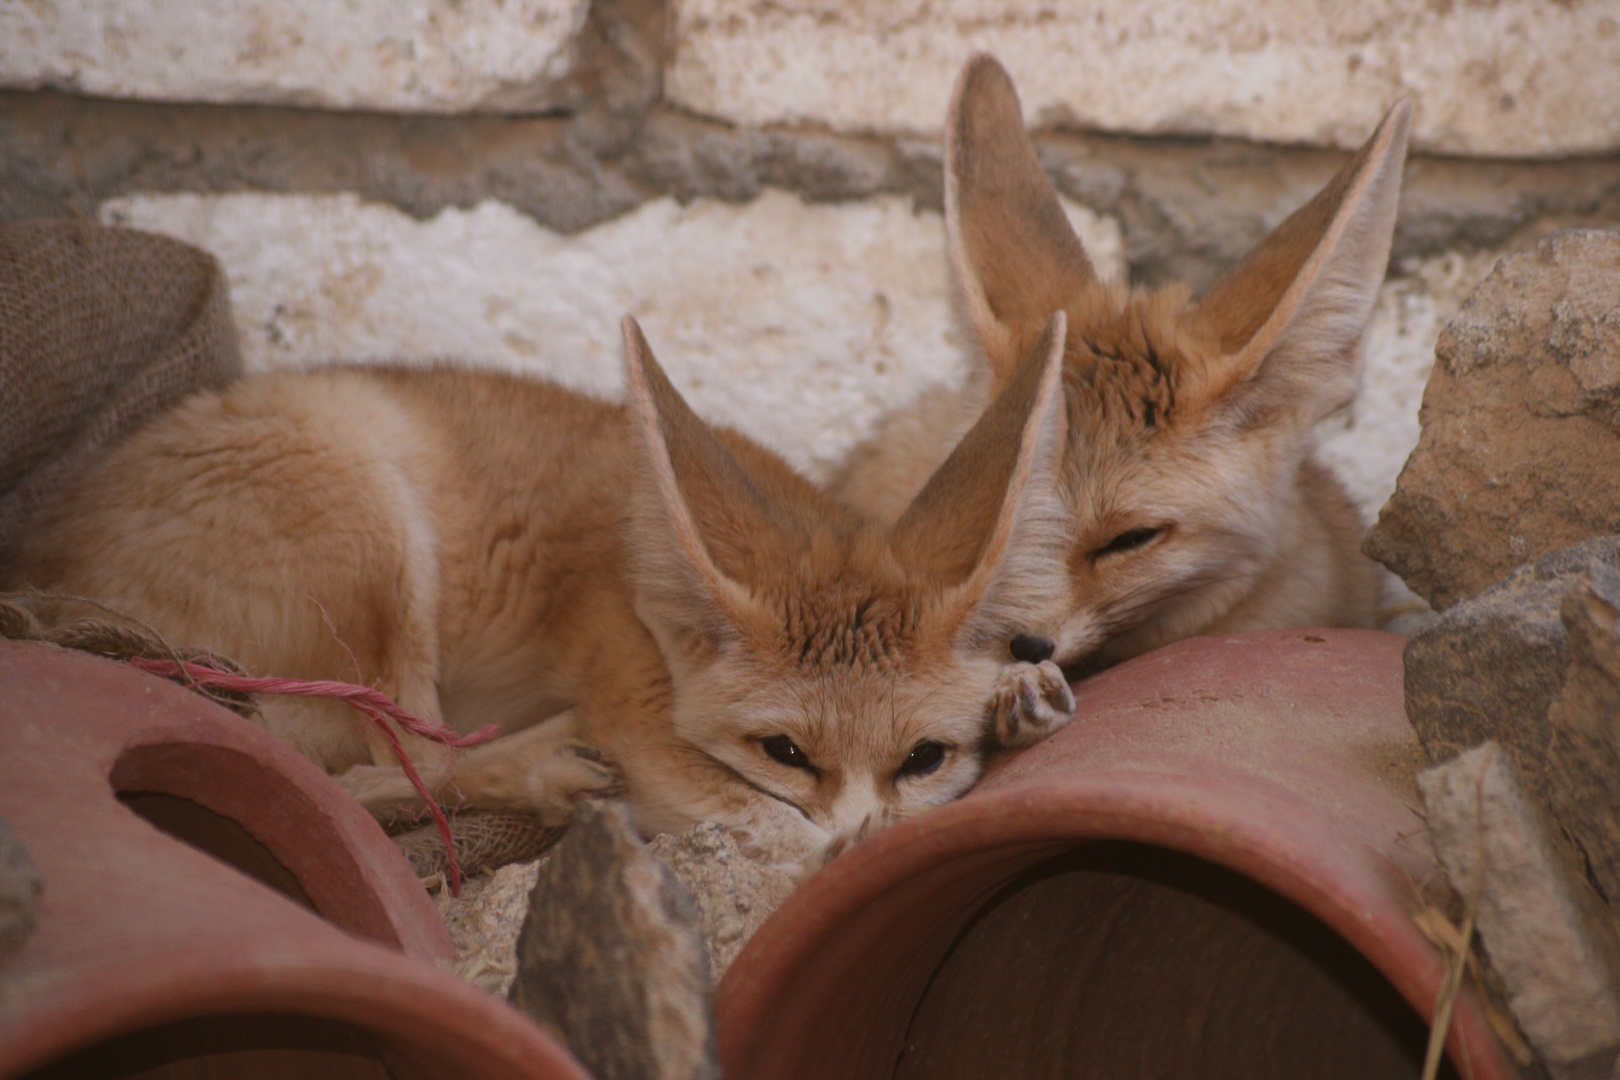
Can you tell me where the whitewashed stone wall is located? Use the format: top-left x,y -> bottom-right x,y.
9,1 -> 1617,155
668,0 -> 1620,157
0,0 -> 591,112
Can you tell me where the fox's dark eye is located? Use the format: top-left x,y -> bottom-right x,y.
1094,526 -> 1162,558
897,741 -> 947,778
761,734 -> 812,770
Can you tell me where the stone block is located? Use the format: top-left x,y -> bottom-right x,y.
1405,537 -> 1620,937
0,0 -> 590,113
509,800 -> 717,1080
1419,743 -> 1620,1080
1367,231 -> 1620,611
1545,569 -> 1620,913
667,0 -> 1620,157
1403,535 -> 1620,807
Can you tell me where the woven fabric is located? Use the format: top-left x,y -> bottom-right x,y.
393,810 -> 566,881
0,219 -> 241,551
0,596 -> 260,720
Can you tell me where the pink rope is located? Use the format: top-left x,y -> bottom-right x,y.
128,656 -> 497,895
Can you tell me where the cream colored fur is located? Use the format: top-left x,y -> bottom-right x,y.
4,314 -> 1077,875
832,54 -> 1407,676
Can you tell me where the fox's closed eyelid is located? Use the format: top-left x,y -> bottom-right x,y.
1091,524 -> 1168,559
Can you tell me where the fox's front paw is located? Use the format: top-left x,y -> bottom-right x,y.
525,741 -> 624,827
991,660 -> 1075,748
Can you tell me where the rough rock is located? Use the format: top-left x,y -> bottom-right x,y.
1545,571 -> 1620,912
0,819 -> 41,965
1403,535 -> 1620,811
0,0 -> 590,114
648,824 -> 797,979
667,0 -> 1620,157
1368,231 -> 1620,611
509,801 -> 717,1080
1418,743 -> 1620,1080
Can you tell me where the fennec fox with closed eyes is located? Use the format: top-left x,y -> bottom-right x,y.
834,54 -> 1408,677
5,312 -> 1076,874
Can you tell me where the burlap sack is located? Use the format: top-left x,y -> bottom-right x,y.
392,811 -> 566,882
0,219 -> 241,552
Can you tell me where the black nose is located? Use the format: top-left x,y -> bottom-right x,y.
1009,634 -> 1055,664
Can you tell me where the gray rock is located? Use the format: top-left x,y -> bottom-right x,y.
508,801 -> 717,1080
1419,744 -> 1620,1080
1403,535 -> 1620,813
1367,230 -> 1620,610
1545,568 -> 1620,910
1405,535 -> 1620,940
0,817 -> 41,965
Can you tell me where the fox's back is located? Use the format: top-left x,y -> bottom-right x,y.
9,365 -> 636,590
3,365 -> 647,743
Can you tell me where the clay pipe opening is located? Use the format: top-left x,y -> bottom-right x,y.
895,841 -> 1453,1080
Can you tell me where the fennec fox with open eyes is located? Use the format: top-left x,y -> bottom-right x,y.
5,312 -> 1076,874
833,54 -> 1408,677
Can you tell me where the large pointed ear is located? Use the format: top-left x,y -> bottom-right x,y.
892,311 -> 1071,651
947,53 -> 1098,389
621,316 -> 778,652
1194,100 -> 1412,429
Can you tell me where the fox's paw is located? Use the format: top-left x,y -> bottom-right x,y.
814,813 -> 875,867
992,659 -> 1075,748
524,740 -> 624,827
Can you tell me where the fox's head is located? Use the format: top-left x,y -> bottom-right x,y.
618,313 -> 1073,873
944,54 -> 1411,675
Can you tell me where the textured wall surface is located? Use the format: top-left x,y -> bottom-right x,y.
0,0 -> 591,112
668,0 -> 1620,156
